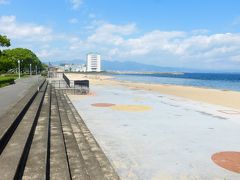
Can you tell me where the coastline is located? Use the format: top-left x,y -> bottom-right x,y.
67,73 -> 240,110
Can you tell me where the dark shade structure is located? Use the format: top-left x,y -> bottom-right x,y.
74,80 -> 89,88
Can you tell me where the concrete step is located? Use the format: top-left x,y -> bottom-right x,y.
49,87 -> 71,180
64,93 -> 120,180
56,90 -> 90,180
0,80 -> 120,180
60,91 -> 105,180
0,81 -> 48,179
22,85 -> 51,180
0,79 -> 45,154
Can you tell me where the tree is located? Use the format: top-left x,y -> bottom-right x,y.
2,48 -> 44,72
0,34 -> 46,73
0,35 -> 11,47
0,35 -> 11,55
0,56 -> 16,73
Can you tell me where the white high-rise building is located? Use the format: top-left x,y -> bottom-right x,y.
86,53 -> 101,72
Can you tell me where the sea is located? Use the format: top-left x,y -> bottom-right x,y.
110,73 -> 240,92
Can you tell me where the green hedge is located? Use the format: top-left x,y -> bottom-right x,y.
0,77 -> 15,87
41,71 -> 47,77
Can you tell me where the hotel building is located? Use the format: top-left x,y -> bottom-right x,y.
86,53 -> 101,72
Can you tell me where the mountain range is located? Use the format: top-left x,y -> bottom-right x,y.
47,59 -> 240,73
48,59 -> 202,72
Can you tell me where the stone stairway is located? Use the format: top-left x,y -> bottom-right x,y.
0,80 -> 119,180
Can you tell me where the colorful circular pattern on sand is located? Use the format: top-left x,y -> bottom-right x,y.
211,151 -> 240,173
110,105 -> 151,112
91,103 -> 115,107
217,110 -> 240,115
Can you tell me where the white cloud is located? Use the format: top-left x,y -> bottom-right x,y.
96,23 -> 137,35
69,18 -> 79,24
230,55 -> 240,62
176,33 -> 240,59
0,0 -> 9,5
37,48 -> 63,59
70,0 -> 82,10
37,49 -> 54,59
86,23 -> 136,46
0,15 -> 71,60
124,30 -> 186,56
88,13 -> 96,19
191,29 -> 209,35
68,22 -> 240,69
0,15 -> 53,42
1,15 -> 240,70
232,16 -> 240,26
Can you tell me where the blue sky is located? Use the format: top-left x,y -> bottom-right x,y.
1,0 -> 240,71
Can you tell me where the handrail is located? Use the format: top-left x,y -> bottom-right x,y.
63,73 -> 70,87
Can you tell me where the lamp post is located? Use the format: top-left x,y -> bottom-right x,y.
18,60 -> 20,79
35,65 -> 37,75
30,63 -> 32,76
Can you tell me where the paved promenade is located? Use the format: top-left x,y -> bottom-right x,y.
69,84 -> 240,179
0,76 -> 42,118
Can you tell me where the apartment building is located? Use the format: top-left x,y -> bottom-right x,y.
86,53 -> 101,72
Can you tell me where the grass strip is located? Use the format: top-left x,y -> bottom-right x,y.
0,76 -> 15,88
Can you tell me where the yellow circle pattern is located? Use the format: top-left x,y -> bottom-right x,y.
110,105 -> 151,112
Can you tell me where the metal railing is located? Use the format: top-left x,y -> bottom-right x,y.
63,73 -> 70,87
49,80 -> 89,95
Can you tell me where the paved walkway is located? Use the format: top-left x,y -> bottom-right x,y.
69,84 -> 240,179
0,76 -> 42,118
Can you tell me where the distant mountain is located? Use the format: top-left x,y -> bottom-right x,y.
101,60 -> 198,73
48,59 -> 191,72
46,59 -> 224,73
48,59 -> 85,65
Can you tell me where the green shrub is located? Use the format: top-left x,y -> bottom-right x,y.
41,71 -> 47,77
0,77 -> 15,87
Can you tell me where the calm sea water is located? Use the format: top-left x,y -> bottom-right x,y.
110,73 -> 240,92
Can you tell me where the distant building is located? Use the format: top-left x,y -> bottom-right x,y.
86,53 -> 101,72
63,64 -> 86,72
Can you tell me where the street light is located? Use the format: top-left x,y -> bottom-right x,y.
35,65 -> 37,75
30,63 -> 32,76
18,60 -> 20,79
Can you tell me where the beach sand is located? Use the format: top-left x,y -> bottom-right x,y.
66,73 -> 240,110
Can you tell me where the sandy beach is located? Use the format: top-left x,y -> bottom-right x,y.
66,73 -> 240,110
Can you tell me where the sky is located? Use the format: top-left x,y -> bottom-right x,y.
1,0 -> 240,71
